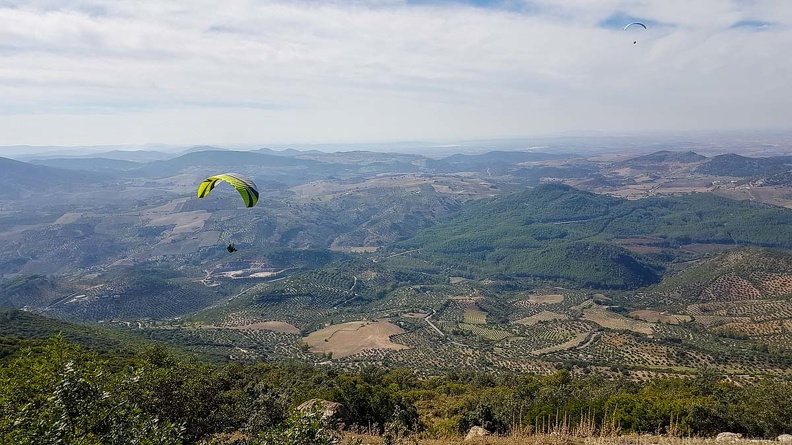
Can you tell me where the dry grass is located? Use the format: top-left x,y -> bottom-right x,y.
629,310 -> 692,325
402,312 -> 430,319
340,433 -> 774,445
581,302 -> 653,335
304,321 -> 409,358
528,294 -> 565,304
54,212 -> 83,224
515,311 -> 570,326
228,321 -> 300,334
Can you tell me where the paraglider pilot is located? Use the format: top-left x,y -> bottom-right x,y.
227,243 -> 237,253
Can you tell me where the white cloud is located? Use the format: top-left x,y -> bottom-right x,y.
0,0 -> 790,145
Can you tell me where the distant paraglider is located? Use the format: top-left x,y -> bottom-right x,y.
197,173 -> 259,208
197,172 -> 259,253
624,22 -> 647,44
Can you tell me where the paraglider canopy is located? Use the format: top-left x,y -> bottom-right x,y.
197,173 -> 259,208
623,22 -> 647,30
624,22 -> 647,44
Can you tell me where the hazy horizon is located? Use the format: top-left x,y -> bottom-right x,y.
2,129 -> 792,161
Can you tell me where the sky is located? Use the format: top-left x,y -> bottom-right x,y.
0,0 -> 790,146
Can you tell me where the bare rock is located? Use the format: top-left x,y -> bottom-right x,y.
778,434 -> 792,443
465,426 -> 491,441
297,399 -> 347,423
717,432 -> 744,442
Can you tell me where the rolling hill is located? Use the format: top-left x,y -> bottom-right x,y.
619,150 -> 706,165
427,150 -> 571,174
0,156 -> 108,198
141,150 -> 323,177
695,154 -> 792,177
399,183 -> 792,288
30,157 -> 142,172
0,308 -> 161,362
0,266 -> 236,322
1,145 -> 791,378
648,247 -> 792,302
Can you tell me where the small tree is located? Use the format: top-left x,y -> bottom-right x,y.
256,410 -> 340,445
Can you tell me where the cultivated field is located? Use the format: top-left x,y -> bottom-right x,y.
526,294 -> 565,304
304,321 -> 409,358
629,310 -> 692,324
289,174 -> 496,201
580,301 -> 654,335
228,321 -> 300,334
463,308 -> 488,324
516,311 -> 570,325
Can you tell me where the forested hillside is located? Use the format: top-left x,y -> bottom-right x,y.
401,184 -> 792,288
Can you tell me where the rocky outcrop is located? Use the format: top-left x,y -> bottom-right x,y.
296,398 -> 348,425
465,426 -> 491,441
716,432 -> 743,442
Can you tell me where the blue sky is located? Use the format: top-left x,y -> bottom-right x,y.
0,0 -> 790,146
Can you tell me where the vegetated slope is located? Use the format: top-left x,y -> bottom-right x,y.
162,250 -> 791,375
0,275 -> 74,309
187,183 -> 460,250
139,150 -> 333,181
87,149 -> 176,162
190,257 -> 447,330
613,150 -> 707,174
30,157 -> 142,172
762,170 -> 792,186
0,156 -> 107,197
426,150 -> 571,174
6,333 -> 792,443
619,150 -> 706,166
0,174 -> 463,275
138,149 -> 400,186
400,184 -> 792,288
647,247 -> 792,303
286,149 -> 426,167
624,248 -> 792,355
0,266 -> 234,322
513,165 -> 596,184
0,308 -> 155,361
0,215 -> 129,275
145,149 -> 317,170
695,154 -> 792,177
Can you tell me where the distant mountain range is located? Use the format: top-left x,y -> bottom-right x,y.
0,156 -> 108,196
5,149 -> 792,200
30,157 -> 142,172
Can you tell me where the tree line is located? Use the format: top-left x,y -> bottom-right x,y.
2,336 -> 791,444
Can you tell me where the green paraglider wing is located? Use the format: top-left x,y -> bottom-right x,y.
197,173 -> 259,207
